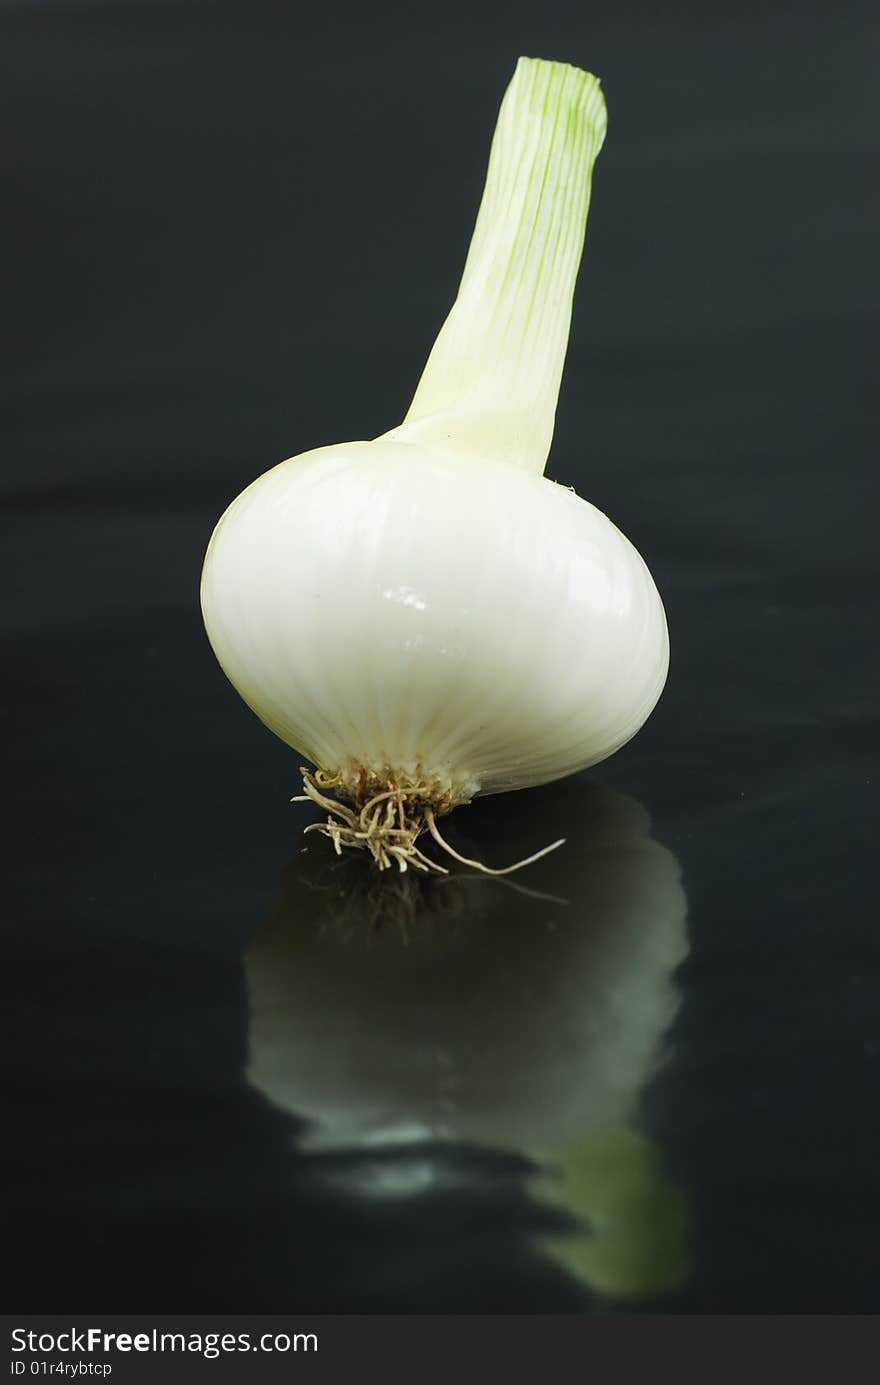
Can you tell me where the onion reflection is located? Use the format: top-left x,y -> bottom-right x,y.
246,777 -> 690,1300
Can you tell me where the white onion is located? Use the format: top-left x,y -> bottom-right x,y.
201,57 -> 669,870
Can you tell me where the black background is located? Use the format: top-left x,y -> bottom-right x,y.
3,0 -> 878,1313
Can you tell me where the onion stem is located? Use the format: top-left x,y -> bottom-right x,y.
384,57 -> 607,474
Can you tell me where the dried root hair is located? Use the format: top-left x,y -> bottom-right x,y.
292,767 -> 564,876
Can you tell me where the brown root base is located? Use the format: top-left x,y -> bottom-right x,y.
292,767 -> 565,876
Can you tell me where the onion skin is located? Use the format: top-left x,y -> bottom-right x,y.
200,438 -> 668,803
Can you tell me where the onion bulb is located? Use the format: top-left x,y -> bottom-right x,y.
201,56 -> 669,872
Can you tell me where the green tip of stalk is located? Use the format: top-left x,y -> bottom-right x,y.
384,56 -> 607,475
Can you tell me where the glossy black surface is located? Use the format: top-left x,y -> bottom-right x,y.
3,1 -> 877,1312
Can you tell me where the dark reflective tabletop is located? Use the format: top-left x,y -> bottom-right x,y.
3,1 -> 877,1313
